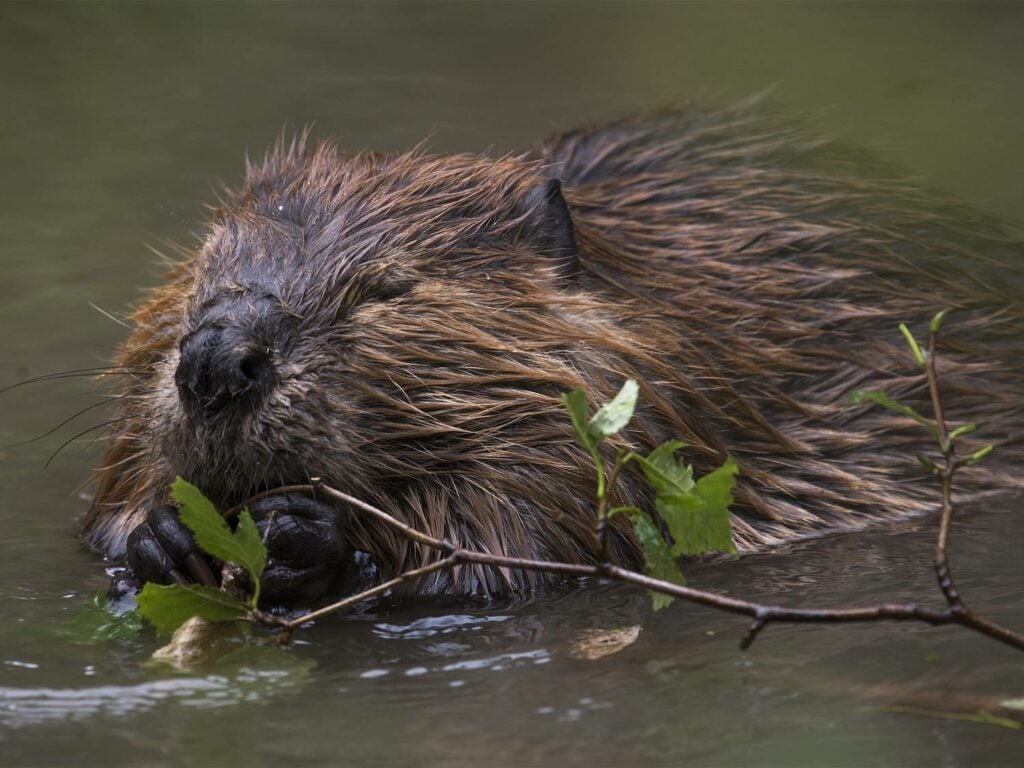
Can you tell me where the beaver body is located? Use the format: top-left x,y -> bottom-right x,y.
85,104 -> 1024,604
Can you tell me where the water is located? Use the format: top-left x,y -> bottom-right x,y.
1,4 -> 1022,765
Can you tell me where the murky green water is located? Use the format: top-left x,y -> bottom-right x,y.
1,3 -> 1022,765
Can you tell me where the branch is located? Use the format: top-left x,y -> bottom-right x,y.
235,479 -> 1022,651
278,556 -> 459,634
226,319 -> 1023,653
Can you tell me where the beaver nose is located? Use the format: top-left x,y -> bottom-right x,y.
174,326 -> 275,414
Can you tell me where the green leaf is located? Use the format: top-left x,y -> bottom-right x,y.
966,444 -> 994,466
172,477 -> 266,585
561,388 -> 596,454
929,309 -> 950,335
136,583 -> 248,635
629,510 -> 686,611
233,509 -> 267,583
630,444 -> 737,557
173,477 -> 236,559
849,390 -> 938,438
663,459 -> 739,556
899,323 -> 926,367
947,423 -> 977,442
587,379 -> 639,441
630,441 -> 694,496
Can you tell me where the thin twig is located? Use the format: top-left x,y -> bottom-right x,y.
283,555 -> 459,631
925,326 -> 964,610
594,450 -> 628,560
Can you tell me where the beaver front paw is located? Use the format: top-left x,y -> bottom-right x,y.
125,505 -> 221,588
119,495 -> 353,610
247,494 -> 351,609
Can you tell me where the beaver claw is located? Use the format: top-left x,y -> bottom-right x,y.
125,505 -> 220,588
119,495 -> 352,610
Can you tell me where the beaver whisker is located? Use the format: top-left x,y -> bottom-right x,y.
88,302 -> 132,329
5,396 -> 129,449
45,418 -> 131,469
0,366 -> 153,397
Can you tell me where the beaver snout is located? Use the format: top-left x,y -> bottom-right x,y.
175,324 -> 276,417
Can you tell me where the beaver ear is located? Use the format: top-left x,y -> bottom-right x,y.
518,178 -> 579,277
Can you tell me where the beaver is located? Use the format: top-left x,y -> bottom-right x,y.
83,103 -> 1024,607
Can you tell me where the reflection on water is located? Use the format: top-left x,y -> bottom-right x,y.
373,613 -> 514,639
0,647 -> 315,727
1,2 -> 1023,766
2,511 -> 1021,764
2,678 -> 234,727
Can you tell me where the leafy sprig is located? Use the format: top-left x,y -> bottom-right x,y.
561,380 -> 738,610
850,314 -> 993,463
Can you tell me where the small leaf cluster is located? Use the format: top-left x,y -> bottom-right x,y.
135,478 -> 268,635
849,312 -> 992,467
561,380 -> 738,610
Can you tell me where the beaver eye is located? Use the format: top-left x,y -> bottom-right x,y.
363,279 -> 411,304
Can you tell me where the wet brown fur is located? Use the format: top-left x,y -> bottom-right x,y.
84,103 -> 1024,596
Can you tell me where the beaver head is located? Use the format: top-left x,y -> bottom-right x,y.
97,139 -> 645,592
168,144 -> 591,495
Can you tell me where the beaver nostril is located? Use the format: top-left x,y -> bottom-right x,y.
238,350 -> 270,382
223,346 -> 274,398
